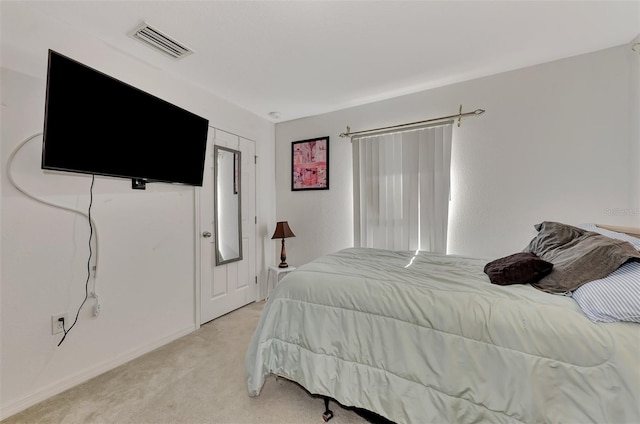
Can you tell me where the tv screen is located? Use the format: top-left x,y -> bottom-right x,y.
42,50 -> 209,186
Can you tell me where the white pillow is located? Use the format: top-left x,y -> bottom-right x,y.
572,261 -> 640,323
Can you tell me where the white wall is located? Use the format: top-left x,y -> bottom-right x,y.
275,43 -> 640,265
0,3 -> 275,419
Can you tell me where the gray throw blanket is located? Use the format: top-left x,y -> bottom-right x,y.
524,221 -> 640,293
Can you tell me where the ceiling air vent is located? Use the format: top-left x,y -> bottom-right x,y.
129,22 -> 194,60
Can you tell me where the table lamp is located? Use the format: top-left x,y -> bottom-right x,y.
271,221 -> 295,268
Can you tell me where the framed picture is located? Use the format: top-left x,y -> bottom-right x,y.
292,136 -> 329,191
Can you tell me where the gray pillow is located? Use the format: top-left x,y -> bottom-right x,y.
524,221 -> 640,294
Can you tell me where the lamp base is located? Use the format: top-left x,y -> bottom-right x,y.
278,239 -> 289,268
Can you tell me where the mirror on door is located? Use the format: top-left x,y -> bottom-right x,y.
214,145 -> 242,265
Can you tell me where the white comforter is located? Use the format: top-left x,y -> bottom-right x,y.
246,248 -> 640,423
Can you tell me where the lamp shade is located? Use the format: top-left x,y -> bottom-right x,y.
271,221 -> 295,239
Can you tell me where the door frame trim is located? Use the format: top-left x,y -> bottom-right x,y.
194,185 -> 202,330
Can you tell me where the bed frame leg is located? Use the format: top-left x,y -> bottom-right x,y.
322,397 -> 334,422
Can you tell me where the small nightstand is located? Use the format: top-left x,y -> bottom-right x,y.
267,266 -> 296,297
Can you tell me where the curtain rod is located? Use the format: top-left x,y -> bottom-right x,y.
339,106 -> 485,138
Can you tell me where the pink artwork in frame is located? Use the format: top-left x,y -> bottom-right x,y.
291,136 -> 329,191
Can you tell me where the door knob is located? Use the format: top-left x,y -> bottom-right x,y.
202,231 -> 212,238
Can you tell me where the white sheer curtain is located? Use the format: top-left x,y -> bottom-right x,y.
353,122 -> 453,253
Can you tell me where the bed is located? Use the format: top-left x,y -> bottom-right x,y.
245,223 -> 640,423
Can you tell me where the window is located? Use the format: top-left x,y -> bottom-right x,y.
353,122 -> 453,253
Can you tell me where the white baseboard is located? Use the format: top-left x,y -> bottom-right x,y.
0,325 -> 195,421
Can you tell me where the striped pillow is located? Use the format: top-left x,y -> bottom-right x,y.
572,262 -> 640,323
573,224 -> 640,322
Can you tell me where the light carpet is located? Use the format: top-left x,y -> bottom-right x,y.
3,301 -> 370,424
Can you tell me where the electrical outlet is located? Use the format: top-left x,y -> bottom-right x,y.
51,313 -> 68,335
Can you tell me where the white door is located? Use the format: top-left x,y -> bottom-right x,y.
200,129 -> 257,324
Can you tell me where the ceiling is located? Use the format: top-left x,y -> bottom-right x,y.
5,1 -> 640,122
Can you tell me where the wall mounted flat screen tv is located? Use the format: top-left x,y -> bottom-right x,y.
42,50 -> 209,187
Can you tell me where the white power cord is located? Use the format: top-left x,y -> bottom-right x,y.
90,292 -> 101,317
7,132 -> 101,311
